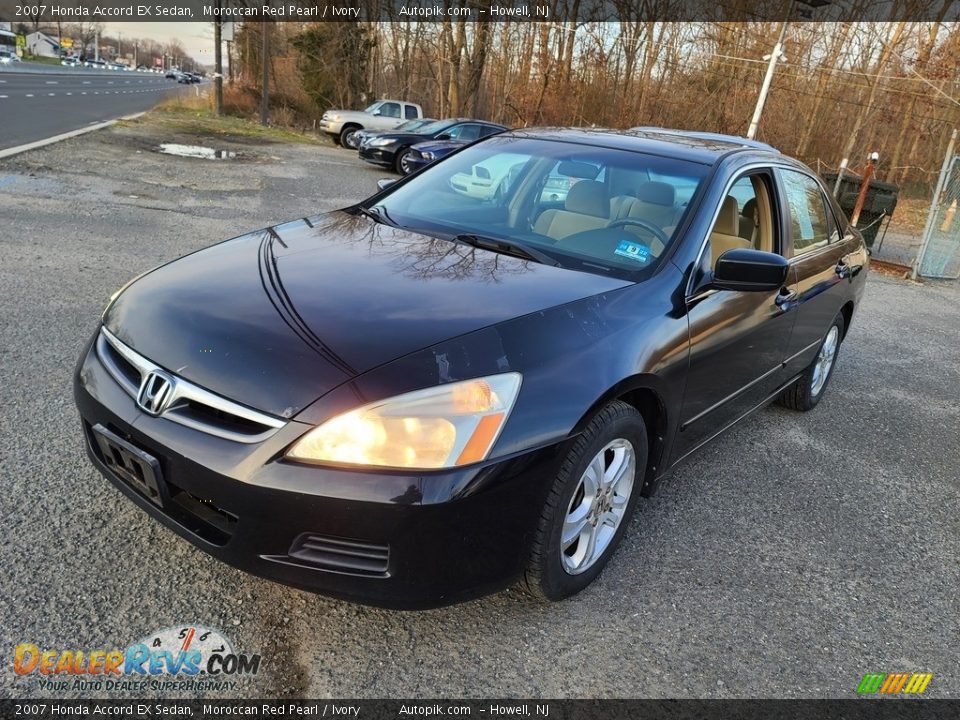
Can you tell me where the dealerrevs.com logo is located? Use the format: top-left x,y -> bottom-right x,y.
13,625 -> 261,693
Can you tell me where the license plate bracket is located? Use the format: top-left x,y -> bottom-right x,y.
91,423 -> 166,507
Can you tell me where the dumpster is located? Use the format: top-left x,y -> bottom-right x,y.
823,172 -> 899,248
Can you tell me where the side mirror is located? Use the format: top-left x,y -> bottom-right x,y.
712,248 -> 789,292
436,133 -> 452,140
376,178 -> 397,192
372,110 -> 382,116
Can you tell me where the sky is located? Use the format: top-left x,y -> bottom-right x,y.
103,22 -> 214,60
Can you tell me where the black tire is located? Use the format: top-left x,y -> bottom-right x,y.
777,312 -> 845,412
331,134 -> 341,147
394,147 -> 413,175
340,125 -> 361,150
523,401 -> 647,602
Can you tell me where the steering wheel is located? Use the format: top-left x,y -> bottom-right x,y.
606,217 -> 670,246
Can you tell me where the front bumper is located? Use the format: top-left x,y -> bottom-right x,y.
404,155 -> 431,173
319,118 -> 344,135
358,146 -> 396,167
74,332 -> 562,609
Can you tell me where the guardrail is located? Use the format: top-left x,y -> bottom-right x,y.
0,62 -> 170,77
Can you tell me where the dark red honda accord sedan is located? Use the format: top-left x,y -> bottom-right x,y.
75,128 -> 868,608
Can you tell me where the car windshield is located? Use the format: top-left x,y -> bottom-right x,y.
373,136 -> 709,280
394,118 -> 434,133
412,119 -> 458,136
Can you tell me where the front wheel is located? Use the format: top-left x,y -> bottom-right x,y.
340,126 -> 361,150
395,147 -> 414,175
777,312 -> 845,411
523,401 -> 647,601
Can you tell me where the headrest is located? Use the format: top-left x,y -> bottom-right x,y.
714,196 -> 740,236
636,181 -> 675,207
742,197 -> 758,222
565,180 -> 608,218
610,195 -> 637,218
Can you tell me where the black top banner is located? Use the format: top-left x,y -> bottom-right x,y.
4,700 -> 960,720
0,0 -> 958,22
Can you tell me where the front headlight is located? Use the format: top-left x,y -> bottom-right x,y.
369,137 -> 394,147
421,151 -> 435,161
286,373 -> 522,470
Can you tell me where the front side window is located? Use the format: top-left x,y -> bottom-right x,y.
379,102 -> 401,119
372,136 -> 709,281
779,169 -> 833,256
447,124 -> 483,142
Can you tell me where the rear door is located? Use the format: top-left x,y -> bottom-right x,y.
775,168 -> 854,375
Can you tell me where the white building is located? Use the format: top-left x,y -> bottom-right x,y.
26,32 -> 60,58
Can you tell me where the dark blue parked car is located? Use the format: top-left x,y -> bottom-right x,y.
360,118 -> 507,174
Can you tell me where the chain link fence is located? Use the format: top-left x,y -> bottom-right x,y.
917,155 -> 960,280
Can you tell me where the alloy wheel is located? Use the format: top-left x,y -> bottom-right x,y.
811,325 -> 839,397
561,439 -> 636,575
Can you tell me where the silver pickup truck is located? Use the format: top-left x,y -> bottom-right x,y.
320,100 -> 424,149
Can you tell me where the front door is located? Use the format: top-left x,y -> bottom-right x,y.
673,171 -> 798,461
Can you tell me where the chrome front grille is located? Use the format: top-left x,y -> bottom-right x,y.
96,328 -> 286,444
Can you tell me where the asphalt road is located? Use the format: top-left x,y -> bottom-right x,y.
0,68 -> 189,150
0,117 -> 957,700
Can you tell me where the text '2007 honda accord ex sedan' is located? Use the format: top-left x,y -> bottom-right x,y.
75,128 -> 868,609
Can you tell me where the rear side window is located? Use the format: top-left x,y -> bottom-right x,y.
779,169 -> 832,255
404,105 -> 419,119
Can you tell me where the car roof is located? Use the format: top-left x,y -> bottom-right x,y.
500,127 -> 780,165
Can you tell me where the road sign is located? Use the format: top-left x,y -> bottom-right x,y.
61,38 -> 74,48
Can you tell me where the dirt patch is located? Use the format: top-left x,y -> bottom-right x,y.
870,258 -> 914,280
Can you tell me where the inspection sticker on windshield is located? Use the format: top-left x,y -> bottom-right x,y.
614,240 -> 651,263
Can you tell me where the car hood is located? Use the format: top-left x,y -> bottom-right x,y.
367,132 -> 429,144
412,139 -> 465,153
103,212 -> 631,418
326,109 -> 368,119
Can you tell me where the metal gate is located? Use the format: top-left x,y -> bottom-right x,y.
917,154 -> 960,279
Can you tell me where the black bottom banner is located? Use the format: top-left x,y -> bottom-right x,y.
4,700 -> 959,720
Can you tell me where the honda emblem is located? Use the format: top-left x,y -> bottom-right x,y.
137,370 -> 175,416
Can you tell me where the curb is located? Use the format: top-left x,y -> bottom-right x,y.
0,113 -> 146,160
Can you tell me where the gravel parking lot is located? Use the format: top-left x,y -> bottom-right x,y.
1,115 -> 958,700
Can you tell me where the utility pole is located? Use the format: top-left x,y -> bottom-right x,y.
214,8 -> 223,116
746,1 -> 794,140
260,19 -> 270,126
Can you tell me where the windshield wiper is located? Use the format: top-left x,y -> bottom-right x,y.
453,234 -> 561,267
353,204 -> 395,227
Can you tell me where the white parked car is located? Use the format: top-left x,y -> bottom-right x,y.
0,50 -> 21,65
449,154 -> 530,200
320,100 -> 423,149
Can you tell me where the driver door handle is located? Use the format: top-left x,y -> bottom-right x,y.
775,287 -> 797,307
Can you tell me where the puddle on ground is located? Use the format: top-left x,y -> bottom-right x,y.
157,144 -> 237,160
